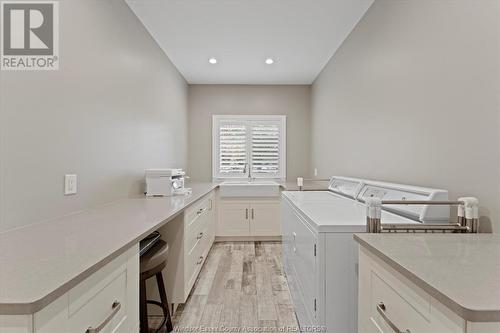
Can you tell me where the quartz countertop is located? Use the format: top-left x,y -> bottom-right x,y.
354,233 -> 500,322
0,182 -> 219,315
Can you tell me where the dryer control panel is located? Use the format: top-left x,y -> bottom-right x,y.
328,177 -> 364,198
356,180 -> 450,223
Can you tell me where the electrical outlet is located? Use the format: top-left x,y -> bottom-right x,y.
314,168 -> 318,177
64,174 -> 77,195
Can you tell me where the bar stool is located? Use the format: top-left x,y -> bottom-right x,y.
140,239 -> 173,333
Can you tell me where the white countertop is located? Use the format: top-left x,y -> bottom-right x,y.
0,182 -> 218,315
354,233 -> 500,322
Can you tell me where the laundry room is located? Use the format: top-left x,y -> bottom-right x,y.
0,1 -> 499,333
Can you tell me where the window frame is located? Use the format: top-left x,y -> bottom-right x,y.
212,115 -> 286,180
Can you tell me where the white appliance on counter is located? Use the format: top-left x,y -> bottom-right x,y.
282,176 -> 449,333
145,168 -> 190,196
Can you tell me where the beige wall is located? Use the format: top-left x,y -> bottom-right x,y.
188,85 -> 311,181
0,0 -> 188,232
311,0 -> 500,231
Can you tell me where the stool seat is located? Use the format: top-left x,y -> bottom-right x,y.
140,240 -> 169,275
139,238 -> 173,333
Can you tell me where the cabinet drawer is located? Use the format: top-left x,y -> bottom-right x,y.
185,234 -> 207,291
370,271 -> 430,333
185,212 -> 208,255
186,211 -> 212,290
359,248 -> 465,333
185,196 -> 213,251
69,271 -> 128,333
185,195 -> 213,226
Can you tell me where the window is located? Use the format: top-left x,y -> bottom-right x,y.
213,115 -> 286,179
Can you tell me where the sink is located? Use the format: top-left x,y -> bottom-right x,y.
219,180 -> 281,197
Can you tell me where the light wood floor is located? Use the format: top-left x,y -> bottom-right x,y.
150,241 -> 299,332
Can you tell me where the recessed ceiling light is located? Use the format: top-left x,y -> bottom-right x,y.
208,58 -> 218,64
265,58 -> 274,65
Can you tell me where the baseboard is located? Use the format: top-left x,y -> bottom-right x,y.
215,235 -> 282,242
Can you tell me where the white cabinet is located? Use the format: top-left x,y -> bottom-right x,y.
158,191 -> 216,308
217,201 -> 250,236
0,245 -> 140,333
358,246 -> 500,333
250,202 -> 281,236
217,198 -> 281,238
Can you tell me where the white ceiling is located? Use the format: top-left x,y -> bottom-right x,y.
126,0 -> 373,85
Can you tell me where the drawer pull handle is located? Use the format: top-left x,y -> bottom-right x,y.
86,301 -> 121,333
246,208 -> 249,220
251,208 -> 254,219
197,232 -> 203,240
376,302 -> 410,333
197,256 -> 204,265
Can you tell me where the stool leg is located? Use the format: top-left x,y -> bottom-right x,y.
140,278 -> 149,333
156,272 -> 173,332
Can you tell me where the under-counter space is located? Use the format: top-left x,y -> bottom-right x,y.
0,182 -> 218,315
354,233 -> 500,332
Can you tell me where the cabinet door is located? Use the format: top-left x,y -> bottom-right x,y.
249,201 -> 281,236
217,202 -> 250,236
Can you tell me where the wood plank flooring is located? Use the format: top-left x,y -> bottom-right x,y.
149,241 -> 299,332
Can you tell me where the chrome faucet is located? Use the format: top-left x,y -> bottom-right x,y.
243,163 -> 253,182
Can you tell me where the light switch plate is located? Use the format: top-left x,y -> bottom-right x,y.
64,174 -> 77,195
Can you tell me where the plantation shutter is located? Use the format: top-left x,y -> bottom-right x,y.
219,123 -> 247,175
251,124 -> 280,175
213,116 -> 285,179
